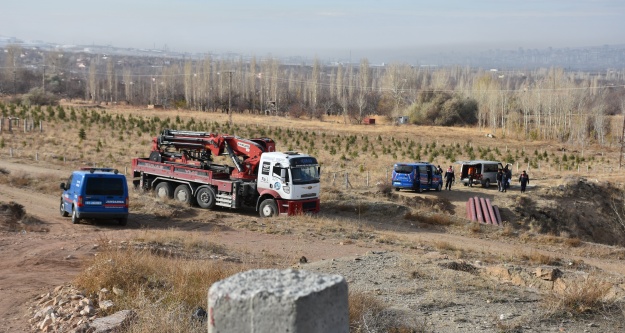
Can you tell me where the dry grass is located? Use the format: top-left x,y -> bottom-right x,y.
129,192 -> 192,219
73,242 -> 247,332
542,274 -> 616,317
348,291 -> 423,333
403,211 -> 454,226
520,251 -> 561,265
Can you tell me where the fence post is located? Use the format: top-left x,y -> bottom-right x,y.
208,269 -> 348,333
36,152 -> 38,161
366,171 -> 369,187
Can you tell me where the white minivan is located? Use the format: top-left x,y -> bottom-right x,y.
456,160 -> 504,188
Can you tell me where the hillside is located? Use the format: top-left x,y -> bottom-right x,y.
0,102 -> 624,332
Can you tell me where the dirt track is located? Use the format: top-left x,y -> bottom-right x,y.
1,159 -> 625,332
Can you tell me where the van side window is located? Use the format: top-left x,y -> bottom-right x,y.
484,164 -> 497,173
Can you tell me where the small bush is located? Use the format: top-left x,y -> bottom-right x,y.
542,274 -> 615,316
349,291 -> 420,333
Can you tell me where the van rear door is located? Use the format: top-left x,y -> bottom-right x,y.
392,164 -> 416,188
82,176 -> 128,214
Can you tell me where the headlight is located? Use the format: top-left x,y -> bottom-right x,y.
282,186 -> 290,194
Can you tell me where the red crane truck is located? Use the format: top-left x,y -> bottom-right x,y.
132,129 -> 321,217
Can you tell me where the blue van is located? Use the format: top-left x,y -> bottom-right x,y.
60,168 -> 129,225
392,162 -> 443,192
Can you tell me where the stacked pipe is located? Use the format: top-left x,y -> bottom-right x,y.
466,196 -> 502,226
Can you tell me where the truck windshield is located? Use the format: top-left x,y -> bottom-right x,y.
290,166 -> 319,185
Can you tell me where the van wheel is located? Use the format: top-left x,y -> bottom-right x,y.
174,185 -> 194,205
196,187 -> 216,209
417,186 -> 423,193
437,183 -> 442,192
60,200 -> 69,217
483,179 -> 490,188
259,199 -> 278,218
394,187 -> 400,192
154,182 -> 173,199
118,217 -> 127,226
71,207 -> 80,224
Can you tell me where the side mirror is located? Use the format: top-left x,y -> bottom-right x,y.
317,167 -> 321,176
60,183 -> 66,190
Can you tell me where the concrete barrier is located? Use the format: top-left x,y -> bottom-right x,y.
208,269 -> 348,333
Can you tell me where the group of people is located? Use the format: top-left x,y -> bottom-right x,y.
436,164 -> 530,193
496,166 -> 530,193
496,167 -> 512,192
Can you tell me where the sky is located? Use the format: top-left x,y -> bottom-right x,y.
2,0 -> 624,62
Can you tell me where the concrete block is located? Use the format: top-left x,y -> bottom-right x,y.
208,269 -> 348,333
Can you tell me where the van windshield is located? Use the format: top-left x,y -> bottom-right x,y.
394,165 -> 414,174
85,178 -> 125,196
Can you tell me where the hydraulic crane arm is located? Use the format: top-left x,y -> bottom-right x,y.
151,129 -> 275,180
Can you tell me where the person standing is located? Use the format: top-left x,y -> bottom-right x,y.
444,166 -> 455,191
496,169 -> 503,192
505,166 -> 512,191
519,170 -> 530,193
467,166 -> 476,187
501,168 -> 508,192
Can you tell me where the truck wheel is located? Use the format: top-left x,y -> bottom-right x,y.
259,199 -> 278,218
60,200 -> 69,217
196,187 -> 216,209
154,182 -> 173,199
483,179 -> 490,188
174,185 -> 194,205
71,207 -> 80,224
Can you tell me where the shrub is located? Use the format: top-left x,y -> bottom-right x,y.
542,274 -> 615,316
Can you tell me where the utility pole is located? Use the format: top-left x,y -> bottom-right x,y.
42,65 -> 47,93
618,111 -> 625,170
228,71 -> 233,126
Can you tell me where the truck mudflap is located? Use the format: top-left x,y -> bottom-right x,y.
275,198 -> 320,216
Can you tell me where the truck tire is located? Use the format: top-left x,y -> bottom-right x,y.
174,185 -> 194,205
196,187 -> 216,209
155,182 -> 173,199
60,200 -> 69,217
71,207 -> 80,224
259,199 -> 278,218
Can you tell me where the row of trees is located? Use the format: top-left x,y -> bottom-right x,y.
1,45 -> 624,146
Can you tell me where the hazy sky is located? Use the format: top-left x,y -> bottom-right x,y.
3,0 -> 624,61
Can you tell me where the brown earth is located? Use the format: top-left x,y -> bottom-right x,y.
1,159 -> 625,331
